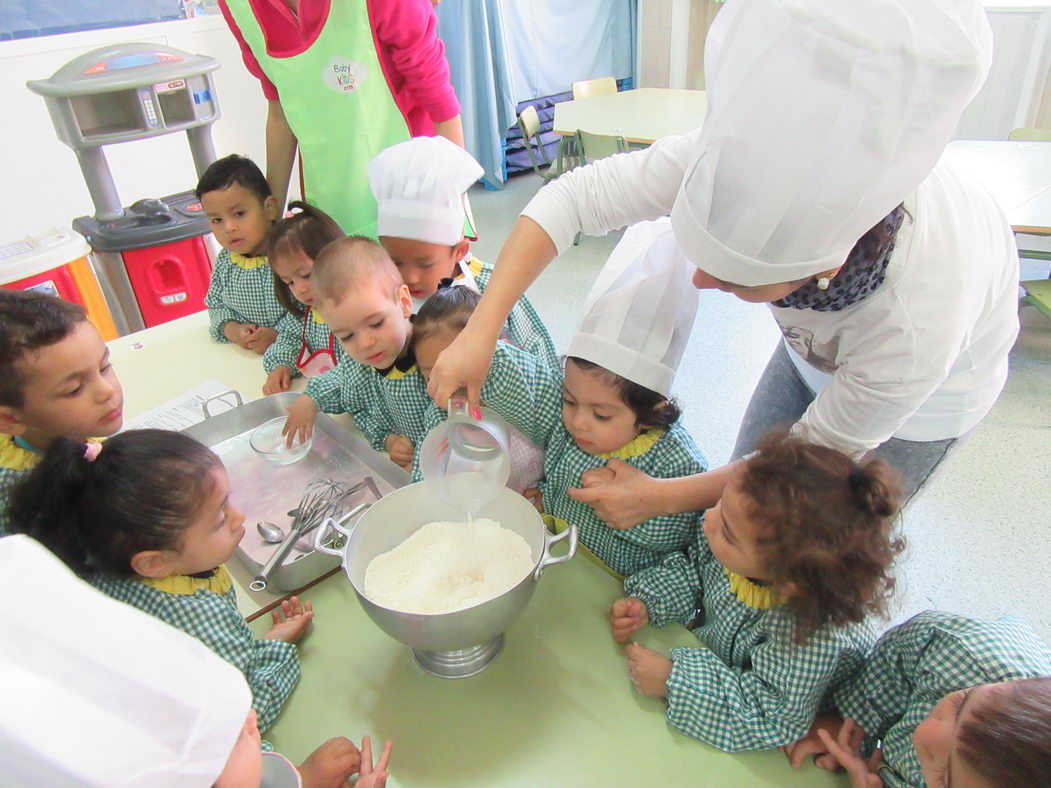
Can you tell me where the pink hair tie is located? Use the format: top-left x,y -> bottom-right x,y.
83,442 -> 103,462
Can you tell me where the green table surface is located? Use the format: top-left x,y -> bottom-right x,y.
258,552 -> 847,787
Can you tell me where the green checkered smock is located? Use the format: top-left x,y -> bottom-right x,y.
90,569 -> 300,732
305,357 -> 431,452
469,257 -> 559,370
205,249 -> 286,343
263,306 -> 348,375
473,342 -> 707,577
624,529 -> 876,752
831,611 -> 1051,788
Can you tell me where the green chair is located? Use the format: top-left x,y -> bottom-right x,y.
1008,127 -> 1051,141
1007,128 -> 1051,321
571,77 -> 617,101
570,129 -> 630,244
518,106 -> 577,182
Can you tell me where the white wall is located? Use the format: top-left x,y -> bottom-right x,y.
0,16 -> 279,243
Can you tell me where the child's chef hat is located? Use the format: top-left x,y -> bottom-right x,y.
670,0 -> 992,286
368,136 -> 483,246
569,218 -> 698,398
0,535 -> 250,787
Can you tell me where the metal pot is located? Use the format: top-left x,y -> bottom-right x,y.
315,481 -> 577,678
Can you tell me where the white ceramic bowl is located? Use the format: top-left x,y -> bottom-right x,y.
249,417 -> 312,465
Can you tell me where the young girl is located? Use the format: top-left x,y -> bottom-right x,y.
262,202 -> 348,395
784,611 -> 1051,788
8,429 -> 308,732
412,282 -> 546,497
609,431 -> 904,752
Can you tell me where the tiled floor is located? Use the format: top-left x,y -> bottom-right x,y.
469,172 -> 1051,642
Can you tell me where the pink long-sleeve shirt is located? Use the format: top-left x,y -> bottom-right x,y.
218,0 -> 461,135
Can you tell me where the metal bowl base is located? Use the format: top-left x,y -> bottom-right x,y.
411,635 -> 504,679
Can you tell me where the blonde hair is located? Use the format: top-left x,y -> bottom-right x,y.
312,235 -> 403,304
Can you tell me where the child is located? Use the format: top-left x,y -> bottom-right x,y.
0,534 -> 392,788
471,221 -> 708,576
261,201 -> 348,395
0,290 -> 124,536
413,283 -> 546,496
199,153 -> 284,355
9,430 -> 306,732
609,430 -> 904,752
367,135 -> 559,369
784,611 -> 1051,788
283,237 -> 434,471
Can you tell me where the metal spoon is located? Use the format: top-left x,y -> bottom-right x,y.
257,520 -> 286,544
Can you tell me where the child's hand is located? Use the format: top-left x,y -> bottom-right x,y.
245,325 -> 278,354
384,434 -> 414,471
264,596 -> 314,643
264,365 -> 294,395
298,736 -> 361,788
581,465 -> 615,488
610,596 -> 649,642
781,712 -> 847,771
815,719 -> 883,788
354,736 -> 392,788
625,642 -> 672,697
522,487 -> 544,513
284,395 -> 318,447
224,321 -> 256,348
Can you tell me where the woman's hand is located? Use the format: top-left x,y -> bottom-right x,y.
815,719 -> 883,788
625,642 -> 672,698
426,327 -> 496,411
568,459 -> 664,529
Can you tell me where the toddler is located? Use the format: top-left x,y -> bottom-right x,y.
9,430 -> 307,732
475,222 -> 708,576
610,430 -> 904,752
261,201 -> 348,395
367,135 -> 558,368
0,534 -> 392,788
199,153 -> 284,354
284,236 -> 433,471
784,611 -> 1051,788
0,290 -> 123,535
413,283 -> 546,495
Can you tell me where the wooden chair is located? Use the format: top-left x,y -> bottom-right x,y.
517,106 -> 576,182
571,77 -> 617,101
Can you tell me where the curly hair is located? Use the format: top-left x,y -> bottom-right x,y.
565,357 -> 681,428
737,430 -> 904,643
958,678 -> 1051,786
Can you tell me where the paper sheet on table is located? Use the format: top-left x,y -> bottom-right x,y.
124,379 -> 244,431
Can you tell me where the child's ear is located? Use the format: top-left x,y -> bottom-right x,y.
452,237 -> 470,262
130,550 -> 175,579
0,406 -> 27,436
396,284 -> 413,317
264,195 -> 280,222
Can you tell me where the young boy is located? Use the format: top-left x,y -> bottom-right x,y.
283,237 -> 432,471
0,290 -> 124,535
198,154 -> 284,355
366,136 -> 558,369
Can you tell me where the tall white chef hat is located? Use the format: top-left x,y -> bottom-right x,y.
568,218 -> 698,398
670,0 -> 992,286
0,535 -> 251,787
368,136 -> 483,246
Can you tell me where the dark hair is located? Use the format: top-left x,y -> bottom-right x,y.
413,281 -> 481,347
8,430 -> 221,577
737,429 -> 904,644
957,678 -> 1051,786
195,153 -> 271,204
267,201 -> 346,317
846,203 -> 907,270
0,290 -> 87,408
565,356 -> 681,428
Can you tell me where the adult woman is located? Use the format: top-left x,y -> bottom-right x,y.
429,0 -> 1019,512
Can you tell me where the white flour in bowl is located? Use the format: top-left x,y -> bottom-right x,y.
363,519 -> 533,614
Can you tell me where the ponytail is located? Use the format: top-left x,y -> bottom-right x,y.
8,430 -> 221,578
268,201 -> 346,318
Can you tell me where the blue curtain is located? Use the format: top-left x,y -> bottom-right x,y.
436,0 -> 517,188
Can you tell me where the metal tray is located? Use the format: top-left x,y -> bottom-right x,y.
183,392 -> 408,592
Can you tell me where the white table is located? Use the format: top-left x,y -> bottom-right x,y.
553,87 -> 707,145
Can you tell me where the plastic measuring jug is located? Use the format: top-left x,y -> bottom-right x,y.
418,400 -> 511,513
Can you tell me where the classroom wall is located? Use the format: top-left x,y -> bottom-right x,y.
0,15 -> 276,243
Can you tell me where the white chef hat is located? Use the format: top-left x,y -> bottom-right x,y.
0,535 -> 251,787
670,0 -> 992,286
368,136 -> 483,246
569,218 -> 698,398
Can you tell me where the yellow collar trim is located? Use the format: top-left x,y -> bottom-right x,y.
725,569 -> 788,610
382,363 -> 417,380
138,565 -> 233,596
0,435 -> 41,471
230,251 -> 268,270
594,428 -> 665,460
310,307 -> 327,324
465,256 -> 485,278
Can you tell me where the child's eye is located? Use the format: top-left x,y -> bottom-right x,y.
562,398 -> 575,408
235,210 -> 246,217
62,384 -> 84,397
210,217 -> 221,225
594,413 -> 611,422
100,362 -> 113,374
370,319 -> 385,329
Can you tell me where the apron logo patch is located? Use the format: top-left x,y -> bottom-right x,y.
322,57 -> 368,94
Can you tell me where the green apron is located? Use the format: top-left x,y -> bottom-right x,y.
224,0 -> 410,236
